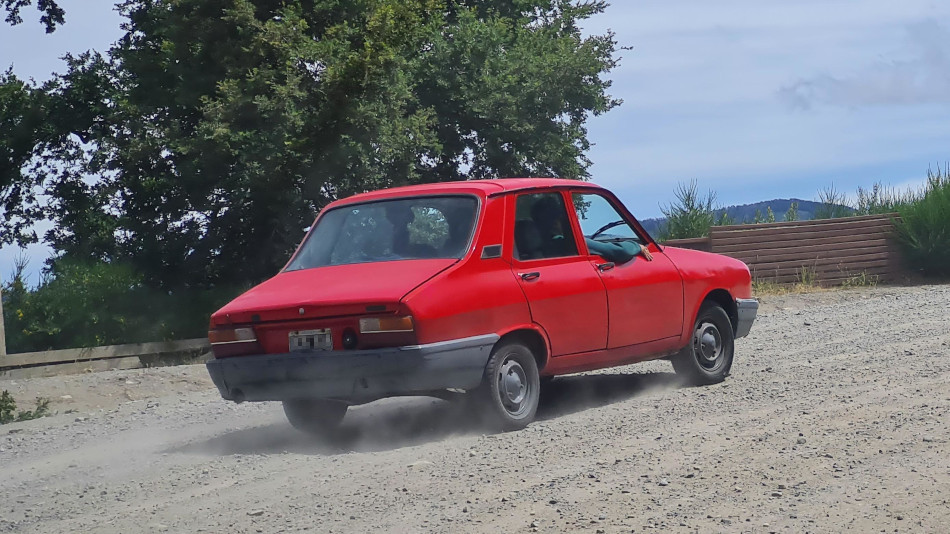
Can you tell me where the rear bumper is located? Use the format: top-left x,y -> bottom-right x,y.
735,298 -> 759,338
205,334 -> 499,404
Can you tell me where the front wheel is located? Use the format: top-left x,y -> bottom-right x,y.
472,340 -> 541,431
282,399 -> 348,435
672,303 -> 735,385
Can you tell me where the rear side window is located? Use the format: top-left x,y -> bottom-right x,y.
285,196 -> 478,270
513,193 -> 579,260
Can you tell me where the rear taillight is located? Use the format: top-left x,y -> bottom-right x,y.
358,316 -> 414,334
209,327 -> 260,358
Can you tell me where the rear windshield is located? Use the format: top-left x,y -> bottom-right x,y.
285,195 -> 479,270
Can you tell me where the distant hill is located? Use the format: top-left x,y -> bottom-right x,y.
638,198 -> 847,237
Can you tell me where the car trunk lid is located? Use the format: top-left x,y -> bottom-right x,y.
212,259 -> 456,325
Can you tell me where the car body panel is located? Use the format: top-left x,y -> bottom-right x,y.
590,247 -> 684,348
213,260 -> 456,326
511,254 -> 609,356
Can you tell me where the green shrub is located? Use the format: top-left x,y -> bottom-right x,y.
854,182 -> 918,216
0,391 -> 51,424
2,256 -> 246,353
813,186 -> 853,219
784,201 -> 799,222
659,180 -> 717,240
893,167 -> 950,277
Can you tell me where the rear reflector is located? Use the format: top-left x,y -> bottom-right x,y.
208,327 -> 257,345
359,316 -> 414,333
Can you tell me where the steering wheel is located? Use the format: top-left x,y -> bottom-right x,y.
590,219 -> 627,240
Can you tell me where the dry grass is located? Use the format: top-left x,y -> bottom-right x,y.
751,279 -> 827,297
752,270 -> 880,296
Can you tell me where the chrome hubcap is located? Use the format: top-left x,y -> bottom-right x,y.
694,322 -> 722,369
498,357 -> 529,416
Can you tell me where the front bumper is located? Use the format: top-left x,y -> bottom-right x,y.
734,298 -> 759,338
205,334 -> 499,404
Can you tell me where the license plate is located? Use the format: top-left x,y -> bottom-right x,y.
289,329 -> 333,352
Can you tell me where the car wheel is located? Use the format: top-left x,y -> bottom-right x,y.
672,303 -> 735,385
282,399 -> 348,435
474,340 -> 541,431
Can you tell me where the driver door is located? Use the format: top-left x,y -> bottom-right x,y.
571,192 -> 684,349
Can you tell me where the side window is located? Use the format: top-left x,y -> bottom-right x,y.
572,193 -> 641,244
513,193 -> 579,260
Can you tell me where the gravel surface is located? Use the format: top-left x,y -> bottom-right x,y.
1,284 -> 949,533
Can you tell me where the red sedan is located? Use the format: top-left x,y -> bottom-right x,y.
206,179 -> 758,433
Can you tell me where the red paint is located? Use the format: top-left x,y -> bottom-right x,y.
591,248 -> 684,348
511,255 -> 609,355
209,178 -> 753,373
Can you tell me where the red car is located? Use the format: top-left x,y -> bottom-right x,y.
206,179 -> 758,433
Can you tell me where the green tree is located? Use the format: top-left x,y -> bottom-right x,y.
784,201 -> 799,222
2,0 -> 64,32
0,69 -> 56,247
715,211 -> 734,226
658,180 -> 716,240
3,0 -> 621,290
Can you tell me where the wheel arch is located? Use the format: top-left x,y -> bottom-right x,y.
495,326 -> 550,373
700,288 -> 738,334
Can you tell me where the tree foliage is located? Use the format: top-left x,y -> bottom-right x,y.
784,201 -> 799,222
1,256 -> 243,352
2,0 -> 64,32
1,0 -> 621,290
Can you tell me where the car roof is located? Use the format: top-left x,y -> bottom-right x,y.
334,178 -> 605,206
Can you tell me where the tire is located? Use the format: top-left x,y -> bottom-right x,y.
472,340 -> 541,431
672,303 -> 735,385
282,399 -> 348,435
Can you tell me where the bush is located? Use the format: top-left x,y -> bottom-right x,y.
893,167 -> 950,277
659,180 -> 717,240
2,256 -> 246,353
813,186 -> 853,219
854,182 -> 917,216
0,391 -> 51,424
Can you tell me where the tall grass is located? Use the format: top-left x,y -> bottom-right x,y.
854,182 -> 919,215
813,186 -> 853,219
893,166 -> 950,277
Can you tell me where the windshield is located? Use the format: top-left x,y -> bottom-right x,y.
285,195 -> 479,270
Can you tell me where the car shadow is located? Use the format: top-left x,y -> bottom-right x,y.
171,371 -> 684,457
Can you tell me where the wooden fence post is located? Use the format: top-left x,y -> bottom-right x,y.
0,276 -> 6,357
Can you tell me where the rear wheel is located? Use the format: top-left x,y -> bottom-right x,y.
472,340 -> 540,431
282,399 -> 347,435
672,303 -> 734,385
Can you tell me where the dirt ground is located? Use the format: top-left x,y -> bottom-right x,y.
1,284 -> 949,533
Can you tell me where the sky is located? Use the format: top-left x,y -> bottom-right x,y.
2,0 -> 949,283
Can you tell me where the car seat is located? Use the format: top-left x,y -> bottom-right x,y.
514,219 -> 543,260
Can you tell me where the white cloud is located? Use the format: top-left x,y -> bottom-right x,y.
583,0 -> 950,217
781,19 -> 950,109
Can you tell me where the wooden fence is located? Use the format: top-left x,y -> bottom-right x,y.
0,338 -> 210,380
663,213 -> 905,285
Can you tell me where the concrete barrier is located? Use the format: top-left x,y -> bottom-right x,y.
0,338 -> 210,379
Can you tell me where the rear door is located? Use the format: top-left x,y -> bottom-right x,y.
570,191 -> 685,349
509,191 -> 608,356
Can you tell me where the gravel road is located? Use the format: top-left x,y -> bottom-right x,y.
2,284 -> 949,533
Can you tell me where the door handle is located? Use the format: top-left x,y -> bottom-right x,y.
520,272 -> 541,281
597,262 -> 615,272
